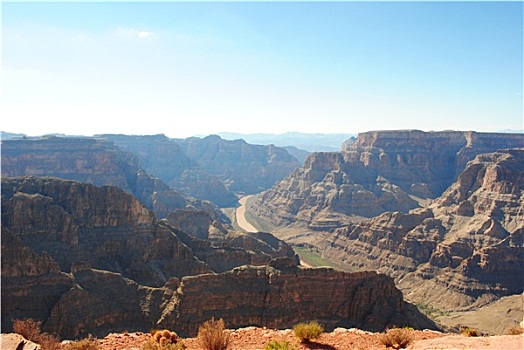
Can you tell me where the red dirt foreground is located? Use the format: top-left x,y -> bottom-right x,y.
3,328 -> 523,350
92,327 -> 524,350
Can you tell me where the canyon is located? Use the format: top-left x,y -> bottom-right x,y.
1,176 -> 433,339
1,129 -> 523,339
246,130 -> 523,331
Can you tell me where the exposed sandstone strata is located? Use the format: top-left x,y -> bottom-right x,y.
1,177 -> 209,286
1,177 -> 304,337
304,149 -> 524,310
1,176 -> 435,339
101,134 -> 301,205
161,260 -> 437,337
175,135 -> 300,194
99,134 -> 239,207
17,260 -> 436,340
250,130 -> 523,229
170,168 -> 238,207
0,136 -> 224,225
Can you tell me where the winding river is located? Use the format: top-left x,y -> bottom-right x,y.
235,195 -> 258,232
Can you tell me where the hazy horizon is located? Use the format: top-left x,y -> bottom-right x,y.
2,1 -> 522,138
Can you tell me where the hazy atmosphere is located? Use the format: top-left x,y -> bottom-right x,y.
2,0 -> 523,137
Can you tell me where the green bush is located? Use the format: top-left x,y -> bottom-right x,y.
378,328 -> 413,349
292,321 -> 323,343
197,318 -> 230,350
264,340 -> 298,350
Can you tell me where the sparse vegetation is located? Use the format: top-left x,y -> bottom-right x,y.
264,340 -> 298,350
141,340 -> 186,350
243,207 -> 266,231
292,245 -> 355,272
12,318 -> 61,350
460,327 -> 480,337
293,321 -> 324,343
504,326 -> 524,335
416,303 -> 449,319
151,329 -> 179,345
62,336 -> 100,350
378,328 -> 413,349
197,318 -> 230,350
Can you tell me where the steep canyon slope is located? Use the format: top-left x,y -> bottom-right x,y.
248,131 -> 523,312
250,130 -> 523,229
320,149 -> 524,310
0,176 -> 435,339
101,134 -> 301,206
0,136 -> 227,238
1,137 -> 215,216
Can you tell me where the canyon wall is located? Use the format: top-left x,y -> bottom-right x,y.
102,134 -> 301,206
303,149 -> 524,310
1,176 -> 435,339
1,136 -> 227,239
163,259 -> 437,337
250,130 -> 523,229
175,135 -> 300,194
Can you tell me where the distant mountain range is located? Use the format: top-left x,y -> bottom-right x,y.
216,131 -> 356,152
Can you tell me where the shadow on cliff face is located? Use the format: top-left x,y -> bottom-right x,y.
1,176 -> 438,340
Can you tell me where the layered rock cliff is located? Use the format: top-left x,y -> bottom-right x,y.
101,134 -> 301,206
0,136 -> 227,235
175,135 -> 300,194
100,134 -> 238,207
250,130 -> 523,229
161,260 -> 437,337
39,261 -> 437,339
300,149 -> 524,310
1,176 -> 435,339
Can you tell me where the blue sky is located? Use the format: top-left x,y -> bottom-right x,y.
2,1 -> 522,138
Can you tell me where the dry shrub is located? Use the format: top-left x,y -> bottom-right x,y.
62,336 -> 99,350
504,326 -> 524,335
197,317 -> 230,350
12,318 -> 61,350
460,327 -> 480,337
13,318 -> 43,341
141,339 -> 186,350
293,321 -> 323,343
151,329 -> 179,345
264,340 -> 298,350
378,328 -> 413,349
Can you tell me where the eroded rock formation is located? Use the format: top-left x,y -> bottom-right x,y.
162,260 -> 437,337
1,176 -> 435,339
99,134 -> 238,207
0,136 -> 226,237
175,135 -> 300,194
250,130 -> 523,229
301,149 -> 524,310
101,134 -> 301,206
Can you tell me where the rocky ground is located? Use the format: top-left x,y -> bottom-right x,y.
3,326 -> 524,349
94,327 -> 523,350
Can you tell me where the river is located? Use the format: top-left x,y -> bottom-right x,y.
235,195 -> 258,232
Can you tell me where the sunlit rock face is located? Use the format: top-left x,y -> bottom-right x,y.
250,130 -> 523,229
307,149 -> 524,310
